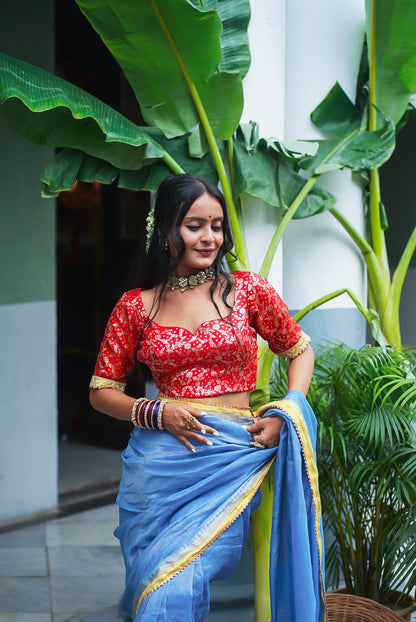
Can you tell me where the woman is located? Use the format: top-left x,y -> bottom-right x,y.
89,174 -> 325,622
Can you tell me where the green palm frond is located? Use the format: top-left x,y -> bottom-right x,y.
284,343 -> 416,600
346,406 -> 409,451
325,539 -> 343,590
381,508 -> 416,594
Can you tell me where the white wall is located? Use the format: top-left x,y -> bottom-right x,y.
284,0 -> 366,317
0,302 -> 57,521
241,0 -> 286,287
0,1 -> 57,523
241,0 -> 367,346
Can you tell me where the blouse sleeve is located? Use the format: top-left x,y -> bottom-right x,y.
246,272 -> 310,359
89,292 -> 142,392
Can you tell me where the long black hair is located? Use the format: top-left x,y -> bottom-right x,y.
139,174 -> 237,323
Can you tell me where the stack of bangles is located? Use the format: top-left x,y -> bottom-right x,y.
131,398 -> 166,430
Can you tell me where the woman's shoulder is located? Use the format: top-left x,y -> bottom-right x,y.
113,288 -> 149,318
234,271 -> 270,289
118,288 -> 144,304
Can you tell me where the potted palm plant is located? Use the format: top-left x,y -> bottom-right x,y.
271,344 -> 416,618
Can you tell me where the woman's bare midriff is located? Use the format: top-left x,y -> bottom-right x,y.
162,391 -> 251,410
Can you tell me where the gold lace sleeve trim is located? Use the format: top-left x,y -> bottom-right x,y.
278,330 -> 311,359
89,375 -> 126,393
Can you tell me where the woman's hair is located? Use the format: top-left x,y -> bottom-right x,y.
138,173 -> 237,324
145,174 -> 234,286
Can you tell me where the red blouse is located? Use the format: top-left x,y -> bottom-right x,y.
90,271 -> 310,398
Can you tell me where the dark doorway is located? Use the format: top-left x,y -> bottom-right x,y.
55,0 -> 149,459
381,110 -> 416,347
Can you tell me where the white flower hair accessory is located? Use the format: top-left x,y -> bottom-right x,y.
145,206 -> 155,254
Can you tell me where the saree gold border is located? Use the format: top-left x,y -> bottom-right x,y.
256,399 -> 327,621
135,458 -> 273,614
158,394 -> 254,417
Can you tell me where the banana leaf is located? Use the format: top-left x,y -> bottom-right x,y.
75,0 -> 245,139
40,128 -> 219,197
39,149 -> 168,197
310,82 -> 362,139
188,0 -> 251,77
0,52 -> 167,170
277,167 -> 336,218
233,138 -> 280,208
305,83 -> 395,173
366,0 -> 416,126
299,121 -> 395,174
232,124 -> 336,218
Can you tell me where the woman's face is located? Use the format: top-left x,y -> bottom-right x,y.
175,192 -> 224,276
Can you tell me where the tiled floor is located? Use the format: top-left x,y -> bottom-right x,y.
0,504 -> 125,622
58,441 -> 122,495
0,502 -> 257,622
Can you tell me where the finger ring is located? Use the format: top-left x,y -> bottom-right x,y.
250,441 -> 266,449
184,414 -> 196,431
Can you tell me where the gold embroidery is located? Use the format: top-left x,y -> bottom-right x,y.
157,393 -> 254,416
89,375 -> 126,393
278,330 -> 310,359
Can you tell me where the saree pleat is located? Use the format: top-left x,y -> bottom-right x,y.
266,390 -> 326,622
115,392 -> 325,622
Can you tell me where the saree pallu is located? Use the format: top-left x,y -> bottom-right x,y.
114,389 -> 325,622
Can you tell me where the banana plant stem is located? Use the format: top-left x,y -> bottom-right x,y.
367,2 -> 389,266
329,206 -> 388,314
369,168 -> 388,265
251,474 -> 274,622
187,80 -> 246,269
368,0 -> 378,133
382,226 -> 416,347
227,137 -> 249,262
162,152 -> 186,174
293,287 -> 372,324
149,0 -> 246,269
260,175 -> 319,279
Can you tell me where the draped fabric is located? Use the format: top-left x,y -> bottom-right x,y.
115,391 -> 325,622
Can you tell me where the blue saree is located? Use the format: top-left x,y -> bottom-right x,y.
115,390 -> 325,622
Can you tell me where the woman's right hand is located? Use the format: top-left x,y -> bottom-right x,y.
162,402 -> 219,453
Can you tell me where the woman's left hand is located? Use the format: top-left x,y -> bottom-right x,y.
246,416 -> 283,448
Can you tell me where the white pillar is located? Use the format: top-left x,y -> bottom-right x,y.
284,0 -> 367,346
241,0 -> 286,286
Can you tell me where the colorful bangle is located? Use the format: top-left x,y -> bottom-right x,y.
157,400 -> 166,430
131,398 -> 165,430
136,399 -> 147,427
131,398 -> 146,426
151,401 -> 160,430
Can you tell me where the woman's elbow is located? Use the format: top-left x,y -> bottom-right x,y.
89,388 -> 99,410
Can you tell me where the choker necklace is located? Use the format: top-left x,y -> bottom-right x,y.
166,266 -> 216,292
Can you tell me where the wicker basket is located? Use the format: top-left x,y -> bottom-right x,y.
326,592 -> 406,622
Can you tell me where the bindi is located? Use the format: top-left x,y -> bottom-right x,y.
208,215 -> 212,218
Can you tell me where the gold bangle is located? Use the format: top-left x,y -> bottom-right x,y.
157,400 -> 166,430
131,398 -> 147,427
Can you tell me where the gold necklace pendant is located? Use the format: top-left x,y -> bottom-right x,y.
166,266 -> 215,292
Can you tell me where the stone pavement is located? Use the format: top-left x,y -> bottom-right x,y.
4,502 -> 412,622
0,504 -> 124,622
0,503 -> 255,622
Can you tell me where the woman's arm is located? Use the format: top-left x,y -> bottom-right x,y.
246,345 -> 314,448
89,387 -> 135,420
89,388 -> 218,452
287,344 -> 314,395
